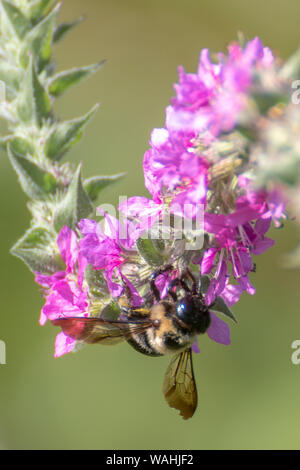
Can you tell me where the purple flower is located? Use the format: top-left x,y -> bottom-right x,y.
118,196 -> 163,234
200,191 -> 275,303
35,226 -> 88,357
79,211 -> 143,302
207,312 -> 231,345
192,312 -> 231,353
221,281 -> 244,307
119,126 -> 209,235
167,37 -> 273,137
140,127 -> 209,223
143,128 -> 207,197
266,188 -> 287,228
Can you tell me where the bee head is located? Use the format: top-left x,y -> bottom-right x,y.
175,295 -> 210,334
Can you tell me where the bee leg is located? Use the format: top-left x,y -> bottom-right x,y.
130,307 -> 151,318
182,268 -> 198,295
121,278 -> 133,305
167,279 -> 179,301
168,277 -> 190,299
118,277 -> 137,318
119,278 -> 150,319
150,264 -> 174,302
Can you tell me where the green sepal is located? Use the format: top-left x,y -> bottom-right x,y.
20,3 -> 60,71
48,61 -> 105,97
100,301 -> 121,321
136,237 -> 165,267
54,164 -> 94,232
84,173 -> 125,201
53,16 -> 84,43
17,56 -> 51,126
28,0 -> 56,24
2,1 -> 31,39
45,104 -> 98,160
85,264 -> 110,297
210,296 -> 237,323
10,227 -> 64,274
8,145 -> 59,199
152,239 -> 166,253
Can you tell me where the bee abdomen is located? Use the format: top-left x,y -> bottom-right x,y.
127,333 -> 163,357
163,332 -> 187,351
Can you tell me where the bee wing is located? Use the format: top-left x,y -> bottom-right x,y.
51,317 -> 153,345
162,348 -> 197,420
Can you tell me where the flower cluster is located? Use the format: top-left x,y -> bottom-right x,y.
167,37 -> 273,136
35,36 -> 290,357
121,37 -> 285,306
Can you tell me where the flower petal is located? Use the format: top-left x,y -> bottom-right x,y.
192,339 -> 200,354
54,332 -> 76,358
57,226 -> 78,272
207,312 -> 231,345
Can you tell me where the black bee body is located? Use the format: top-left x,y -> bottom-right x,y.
124,293 -> 211,358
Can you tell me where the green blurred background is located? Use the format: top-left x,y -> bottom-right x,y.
1,0 -> 300,450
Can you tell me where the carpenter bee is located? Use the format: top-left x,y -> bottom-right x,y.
52,265 -> 211,420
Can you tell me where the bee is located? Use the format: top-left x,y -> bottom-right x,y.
51,265 -> 211,420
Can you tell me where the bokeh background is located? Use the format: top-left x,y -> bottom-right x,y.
1,0 -> 300,450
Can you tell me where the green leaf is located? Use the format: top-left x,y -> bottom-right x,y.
48,61 -> 105,97
8,145 -> 59,199
11,226 -> 64,274
45,104 -> 99,160
53,16 -> 84,43
0,61 -> 21,93
84,173 -> 125,201
17,56 -> 51,126
210,296 -> 237,323
10,136 -> 34,158
199,275 -> 210,294
2,1 -> 32,39
28,0 -> 56,24
280,44 -> 300,80
136,238 -> 165,267
0,136 -> 11,150
252,91 -> 289,114
20,3 -> 60,71
200,275 -> 237,322
54,164 -> 94,231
